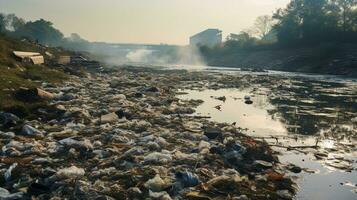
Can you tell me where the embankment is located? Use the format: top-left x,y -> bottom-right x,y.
205,43 -> 357,77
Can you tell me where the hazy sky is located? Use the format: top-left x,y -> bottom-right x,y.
0,0 -> 290,45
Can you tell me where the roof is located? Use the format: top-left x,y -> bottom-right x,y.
13,51 -> 41,59
190,29 -> 222,38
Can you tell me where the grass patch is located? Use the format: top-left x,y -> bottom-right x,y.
0,35 -> 70,116
0,64 -> 68,112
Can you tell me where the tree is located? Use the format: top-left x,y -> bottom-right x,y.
225,31 -> 256,48
13,19 -> 64,45
253,15 -> 275,39
273,0 -> 338,45
0,13 -> 7,33
5,14 -> 25,31
331,0 -> 357,32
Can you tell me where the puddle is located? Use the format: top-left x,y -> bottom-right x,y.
178,85 -> 357,200
279,152 -> 357,200
177,88 -> 287,137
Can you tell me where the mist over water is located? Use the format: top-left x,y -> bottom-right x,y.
79,42 -> 206,66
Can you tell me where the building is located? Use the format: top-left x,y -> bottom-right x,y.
189,29 -> 222,47
13,51 -> 44,65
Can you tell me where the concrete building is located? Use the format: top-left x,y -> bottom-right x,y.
190,29 -> 222,47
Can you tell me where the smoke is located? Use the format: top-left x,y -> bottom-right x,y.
126,49 -> 154,63
175,45 -> 205,65
63,39 -> 206,66
121,45 -> 205,66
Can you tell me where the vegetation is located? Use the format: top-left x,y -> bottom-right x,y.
273,0 -> 357,46
199,0 -> 357,74
0,36 -> 68,112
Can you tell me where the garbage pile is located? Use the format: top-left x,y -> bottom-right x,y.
0,67 -> 295,199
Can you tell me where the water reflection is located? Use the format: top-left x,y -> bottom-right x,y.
178,88 -> 287,137
269,78 -> 357,139
177,76 -> 357,200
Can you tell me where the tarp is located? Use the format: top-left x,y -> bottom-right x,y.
30,56 -> 44,65
13,51 -> 44,65
13,51 -> 41,59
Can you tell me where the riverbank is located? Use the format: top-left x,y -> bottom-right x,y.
0,66 -> 301,199
202,43 -> 357,77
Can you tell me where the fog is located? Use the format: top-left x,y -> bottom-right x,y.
68,42 -> 206,66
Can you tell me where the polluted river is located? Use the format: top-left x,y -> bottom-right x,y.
175,66 -> 357,200
0,65 -> 356,199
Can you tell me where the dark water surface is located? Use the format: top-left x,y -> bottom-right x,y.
176,68 -> 357,200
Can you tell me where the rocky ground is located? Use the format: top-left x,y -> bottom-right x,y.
0,66 -> 302,200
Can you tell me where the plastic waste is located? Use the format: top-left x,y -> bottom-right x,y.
144,152 -> 172,164
144,174 -> 168,192
149,190 -> 172,200
22,125 -> 43,136
0,131 -> 15,139
203,127 -> 222,140
0,187 -> 24,200
4,163 -> 18,182
100,112 -> 119,124
55,166 -> 85,179
0,112 -> 20,127
175,171 -> 200,187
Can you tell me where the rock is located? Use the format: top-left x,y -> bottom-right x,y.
244,96 -> 253,104
55,93 -> 76,101
254,160 -> 273,168
203,127 -> 222,140
217,96 -> 226,102
55,166 -> 85,179
244,100 -> 253,104
288,164 -> 302,173
100,112 -> 119,124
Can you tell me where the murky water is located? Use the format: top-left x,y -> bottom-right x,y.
177,73 -> 357,200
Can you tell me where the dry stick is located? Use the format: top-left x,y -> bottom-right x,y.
268,144 -> 318,153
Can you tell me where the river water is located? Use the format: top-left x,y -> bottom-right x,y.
172,65 -> 357,200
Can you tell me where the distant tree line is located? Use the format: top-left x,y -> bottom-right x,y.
273,0 -> 357,46
0,13 -> 90,50
201,0 -> 357,56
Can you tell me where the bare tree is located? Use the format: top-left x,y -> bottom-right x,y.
253,15 -> 275,39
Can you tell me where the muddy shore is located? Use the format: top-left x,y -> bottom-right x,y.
0,66 -> 305,200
